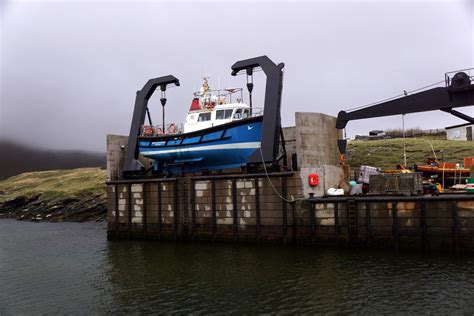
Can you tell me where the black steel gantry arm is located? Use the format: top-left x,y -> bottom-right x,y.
336,71 -> 474,153
123,75 -> 180,174
231,56 -> 285,165
336,71 -> 474,129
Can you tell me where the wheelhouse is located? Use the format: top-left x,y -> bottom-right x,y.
184,104 -> 253,133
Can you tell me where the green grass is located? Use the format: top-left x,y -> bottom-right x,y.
346,138 -> 474,169
0,168 -> 106,204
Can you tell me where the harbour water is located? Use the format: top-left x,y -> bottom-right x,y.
1,219 -> 474,314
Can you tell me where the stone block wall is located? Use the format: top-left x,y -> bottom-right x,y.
307,199 -> 474,251
107,173 -> 305,241
107,182 -> 178,239
106,176 -> 474,251
192,176 -> 303,241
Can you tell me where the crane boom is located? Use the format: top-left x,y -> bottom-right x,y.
336,70 -> 474,153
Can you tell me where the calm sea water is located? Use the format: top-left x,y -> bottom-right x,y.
1,219 -> 474,314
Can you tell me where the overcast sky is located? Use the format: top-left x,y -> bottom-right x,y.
0,0 -> 473,151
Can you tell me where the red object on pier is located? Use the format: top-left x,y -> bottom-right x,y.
308,173 -> 319,187
464,157 -> 474,168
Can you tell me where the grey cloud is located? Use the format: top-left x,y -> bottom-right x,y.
0,1 -> 473,151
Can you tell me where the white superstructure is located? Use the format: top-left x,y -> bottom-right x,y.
184,103 -> 252,133
183,76 -> 259,133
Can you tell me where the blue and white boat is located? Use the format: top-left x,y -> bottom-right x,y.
138,77 -> 263,173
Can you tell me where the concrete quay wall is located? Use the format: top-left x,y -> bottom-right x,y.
308,199 -> 474,251
107,173 -> 305,242
106,176 -> 474,252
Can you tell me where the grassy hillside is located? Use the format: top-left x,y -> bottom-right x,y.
0,168 -> 107,221
346,138 -> 474,169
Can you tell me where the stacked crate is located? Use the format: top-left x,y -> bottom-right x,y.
369,173 -> 423,195
368,174 -> 386,194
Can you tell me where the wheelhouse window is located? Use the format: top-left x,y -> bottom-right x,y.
198,112 -> 211,122
216,109 -> 233,120
242,109 -> 250,119
233,109 -> 242,119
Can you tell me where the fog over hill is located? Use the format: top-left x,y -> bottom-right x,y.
0,140 -> 105,179
1,1 -> 473,151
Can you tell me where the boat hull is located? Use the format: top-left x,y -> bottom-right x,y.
138,117 -> 262,173
415,165 -> 470,176
415,164 -> 470,187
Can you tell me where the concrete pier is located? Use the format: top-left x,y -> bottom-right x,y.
106,112 -> 474,252
107,172 -> 303,242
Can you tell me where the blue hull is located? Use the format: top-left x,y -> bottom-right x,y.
139,117 -> 262,173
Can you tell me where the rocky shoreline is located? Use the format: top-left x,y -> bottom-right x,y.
0,194 -> 106,222
0,168 -> 107,223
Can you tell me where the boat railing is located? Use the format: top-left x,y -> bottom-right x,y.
197,88 -> 245,104
140,106 -> 263,137
230,107 -> 263,120
140,123 -> 184,137
249,107 -> 264,117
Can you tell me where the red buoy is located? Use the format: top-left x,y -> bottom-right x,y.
308,173 -> 319,187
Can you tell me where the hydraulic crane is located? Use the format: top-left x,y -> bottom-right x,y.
336,69 -> 474,154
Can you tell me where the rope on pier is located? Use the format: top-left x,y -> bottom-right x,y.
259,146 -> 304,204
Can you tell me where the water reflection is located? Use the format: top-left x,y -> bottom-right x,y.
105,241 -> 474,314
1,220 -> 474,314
